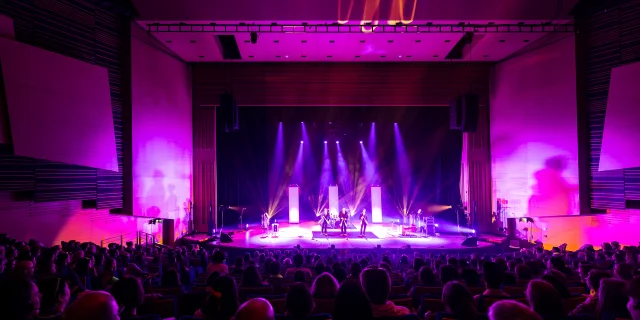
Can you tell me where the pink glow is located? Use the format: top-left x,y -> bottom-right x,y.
598,61 -> 640,171
490,35 -> 579,217
0,37 -> 118,171
131,32 -> 192,239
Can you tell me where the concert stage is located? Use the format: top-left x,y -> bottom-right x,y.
181,221 -> 501,253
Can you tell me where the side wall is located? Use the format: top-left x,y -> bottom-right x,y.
490,35 -> 579,218
131,23 -> 193,240
0,0 -> 141,246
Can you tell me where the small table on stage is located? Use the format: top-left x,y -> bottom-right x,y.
271,223 -> 279,237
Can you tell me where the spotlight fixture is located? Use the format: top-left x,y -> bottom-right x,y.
471,229 -> 476,234
324,141 -> 327,144
435,224 -> 439,227
250,31 -> 258,44
336,141 -> 339,144
359,141 -> 363,144
300,141 -> 303,144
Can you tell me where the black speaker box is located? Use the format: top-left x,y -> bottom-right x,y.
449,96 -> 462,130
461,94 -> 479,132
220,232 -> 233,243
507,217 -> 517,239
461,237 -> 478,247
162,219 -> 175,247
220,93 -> 239,131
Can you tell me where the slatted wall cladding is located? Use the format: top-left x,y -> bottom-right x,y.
0,0 -> 128,209
578,0 -> 640,210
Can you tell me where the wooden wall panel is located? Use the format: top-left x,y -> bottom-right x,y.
192,63 -> 491,107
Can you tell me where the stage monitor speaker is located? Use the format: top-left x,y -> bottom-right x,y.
220,93 -> 239,131
461,93 -> 479,132
507,218 -> 517,239
461,237 -> 478,247
449,96 -> 462,130
220,232 -> 233,243
162,219 -> 175,247
331,244 -> 335,250
376,244 -> 382,250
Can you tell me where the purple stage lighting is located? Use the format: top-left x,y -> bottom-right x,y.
359,141 -> 363,144
324,141 -> 327,144
300,141 -> 303,144
336,141 -> 339,144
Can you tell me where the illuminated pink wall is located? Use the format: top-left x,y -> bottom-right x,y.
490,35 -> 579,218
131,27 -> 193,240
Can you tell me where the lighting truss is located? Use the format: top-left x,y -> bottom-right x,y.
146,23 -> 574,33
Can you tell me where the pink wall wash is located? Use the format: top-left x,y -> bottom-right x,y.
131,28 -> 193,240
490,35 -> 579,218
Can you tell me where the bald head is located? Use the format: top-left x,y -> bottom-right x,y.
489,300 -> 542,320
63,291 -> 119,320
234,298 -> 275,320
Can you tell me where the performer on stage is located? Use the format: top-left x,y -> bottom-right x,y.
409,210 -> 418,226
339,208 -> 348,235
261,212 -> 270,229
320,208 -> 329,235
359,208 -> 368,236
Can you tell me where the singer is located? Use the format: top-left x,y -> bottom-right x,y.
359,208 -> 368,236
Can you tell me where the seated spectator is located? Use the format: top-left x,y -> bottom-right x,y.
314,262 -> 325,276
597,278 -> 630,319
476,261 -> 508,299
242,265 -> 268,287
489,300 -> 542,320
461,268 -> 482,287
293,270 -> 306,283
62,291 -> 119,320
569,269 -> 611,316
439,281 -> 480,320
548,256 -> 572,276
333,279 -> 373,320
526,280 -> 564,320
207,250 -> 228,275
332,266 -> 347,284
310,272 -> 339,299
515,264 -> 532,281
361,267 -> 411,317
160,268 -> 181,288
404,258 -> 425,287
195,276 -> 238,320
349,262 -> 362,279
440,264 -> 460,285
234,298 -> 275,320
284,283 -> 316,319
0,278 -> 40,320
615,262 -> 634,281
37,277 -> 70,319
541,273 -> 571,298
268,261 -> 283,279
230,256 -> 244,275
284,254 -> 312,278
627,276 -> 640,320
110,276 -> 159,320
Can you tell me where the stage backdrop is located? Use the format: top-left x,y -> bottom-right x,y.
490,34 -> 579,218
216,106 -> 462,228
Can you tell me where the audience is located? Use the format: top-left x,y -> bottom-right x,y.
311,272 -> 339,299
234,298 -> 275,320
36,277 -> 70,319
569,269 -> 611,316
489,300 -> 542,320
478,261 -> 508,298
62,291 -> 119,320
597,278 -> 631,319
361,267 -> 411,317
207,250 -> 228,275
284,283 -> 316,319
628,276 -> 640,320
526,280 -> 564,320
333,279 -> 373,320
440,281 -> 480,320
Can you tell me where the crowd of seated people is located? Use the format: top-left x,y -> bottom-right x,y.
2,234 -> 640,320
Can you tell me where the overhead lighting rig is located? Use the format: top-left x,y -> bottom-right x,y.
146,22 -> 574,34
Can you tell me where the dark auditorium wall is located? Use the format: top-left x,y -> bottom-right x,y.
191,63 -> 493,231
0,0 -> 142,245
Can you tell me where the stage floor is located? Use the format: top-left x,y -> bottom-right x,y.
182,221 -> 500,252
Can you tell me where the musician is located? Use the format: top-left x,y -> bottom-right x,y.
359,208 -> 368,236
339,208 -> 348,235
409,210 -> 419,226
261,212 -> 270,229
320,208 -> 329,235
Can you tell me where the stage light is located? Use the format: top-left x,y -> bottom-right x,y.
300,141 -> 303,144
336,141 -> 339,144
471,229 -> 476,233
435,224 -> 439,227
359,141 -> 363,144
324,141 -> 327,144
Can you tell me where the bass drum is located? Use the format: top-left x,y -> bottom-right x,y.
334,220 -> 341,229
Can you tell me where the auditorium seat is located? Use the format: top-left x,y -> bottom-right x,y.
238,286 -> 274,302
504,286 -> 527,295
312,298 -> 335,315
421,298 -> 445,313
477,295 -> 526,313
391,298 -> 413,310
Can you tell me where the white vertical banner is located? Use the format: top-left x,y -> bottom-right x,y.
329,185 -> 339,217
288,186 -> 299,223
371,186 -> 382,223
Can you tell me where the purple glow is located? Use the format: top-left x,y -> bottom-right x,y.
267,122 -> 286,216
491,34 -> 579,217
315,141 -> 332,214
300,141 -> 303,143
359,142 -> 376,184
368,123 -> 376,155
394,124 -> 415,215
324,141 -> 327,144
359,141 -> 363,144
336,141 -> 339,144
